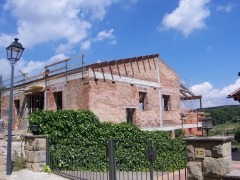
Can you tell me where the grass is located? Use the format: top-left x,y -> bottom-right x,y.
209,122 -> 240,136
12,150 -> 26,171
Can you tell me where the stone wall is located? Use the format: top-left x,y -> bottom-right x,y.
185,137 -> 232,180
0,133 -> 24,172
25,134 -> 47,172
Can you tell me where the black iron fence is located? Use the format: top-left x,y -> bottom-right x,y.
46,138 -> 187,180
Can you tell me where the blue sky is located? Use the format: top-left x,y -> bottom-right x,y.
0,0 -> 239,108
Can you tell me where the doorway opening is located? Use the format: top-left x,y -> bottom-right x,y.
126,108 -> 136,123
54,91 -> 62,110
26,92 -> 44,115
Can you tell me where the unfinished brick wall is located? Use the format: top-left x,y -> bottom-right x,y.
0,92 -> 25,128
88,79 -> 160,126
1,55 -> 182,129
87,58 -> 181,126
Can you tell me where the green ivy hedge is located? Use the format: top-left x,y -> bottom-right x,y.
28,110 -> 186,172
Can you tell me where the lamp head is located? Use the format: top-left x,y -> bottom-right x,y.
6,38 -> 24,64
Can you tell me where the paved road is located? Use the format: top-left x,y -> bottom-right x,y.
0,169 -> 68,180
0,151 -> 239,180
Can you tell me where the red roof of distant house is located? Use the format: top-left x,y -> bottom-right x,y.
227,87 -> 240,103
180,108 -> 197,113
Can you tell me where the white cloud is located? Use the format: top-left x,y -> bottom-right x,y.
0,54 -> 69,81
129,0 -> 137,4
191,79 -> 240,108
216,3 -> 236,12
160,0 -> 210,36
0,0 -> 118,52
95,29 -> 117,44
81,40 -> 91,50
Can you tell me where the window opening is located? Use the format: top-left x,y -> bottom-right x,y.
26,92 -> 44,115
14,99 -> 20,116
139,92 -> 147,110
126,108 -> 135,123
162,95 -> 170,111
54,91 -> 62,110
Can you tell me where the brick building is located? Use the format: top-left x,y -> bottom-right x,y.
0,54 -> 202,134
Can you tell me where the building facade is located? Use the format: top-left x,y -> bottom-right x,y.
1,54 -> 202,134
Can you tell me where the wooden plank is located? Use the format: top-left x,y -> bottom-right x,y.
135,56 -> 142,62
115,59 -> 123,65
180,91 -> 190,97
45,57 -> 70,69
98,61 -> 108,67
123,59 -> 130,63
2,74 -> 25,82
89,63 -> 100,69
107,60 -> 116,66
182,96 -> 202,100
129,57 -> 137,63
44,54 -> 82,69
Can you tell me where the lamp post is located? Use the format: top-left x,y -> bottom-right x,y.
202,117 -> 213,136
6,38 -> 24,175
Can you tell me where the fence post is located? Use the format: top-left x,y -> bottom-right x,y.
46,138 -> 50,166
108,139 -> 116,180
148,140 -> 153,180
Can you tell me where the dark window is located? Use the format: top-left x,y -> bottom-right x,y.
126,108 -> 135,123
162,95 -> 170,111
14,99 -> 20,116
54,91 -> 62,110
139,92 -> 147,110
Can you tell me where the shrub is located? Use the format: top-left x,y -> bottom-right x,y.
28,109 -> 185,172
234,130 -> 240,143
175,129 -> 184,137
12,150 -> 26,171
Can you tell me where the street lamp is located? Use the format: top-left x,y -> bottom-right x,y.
202,117 -> 213,136
6,38 -> 24,175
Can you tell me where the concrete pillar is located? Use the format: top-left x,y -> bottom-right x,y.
184,137 -> 232,180
171,130 -> 175,139
24,134 -> 47,172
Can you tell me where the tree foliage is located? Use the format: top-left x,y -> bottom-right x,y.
235,130 -> 240,143
200,105 -> 240,125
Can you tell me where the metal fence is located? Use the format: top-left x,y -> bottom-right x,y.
47,138 -> 187,180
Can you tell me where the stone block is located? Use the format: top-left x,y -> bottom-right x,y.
186,145 -> 195,161
0,156 -> 6,165
0,165 -> 6,172
25,137 -> 34,151
205,150 -> 211,157
34,138 -> 46,151
203,156 -> 232,176
26,162 -> 46,172
212,142 -> 231,158
26,151 -> 46,163
187,161 -> 203,180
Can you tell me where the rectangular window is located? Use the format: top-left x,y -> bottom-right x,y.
54,91 -> 62,110
162,95 -> 170,111
126,108 -> 136,123
139,92 -> 147,110
14,99 -> 20,116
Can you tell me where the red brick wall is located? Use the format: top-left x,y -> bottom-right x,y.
1,57 -> 182,129
47,79 -> 90,111
87,58 -> 181,126
88,79 -> 160,126
1,92 -> 25,127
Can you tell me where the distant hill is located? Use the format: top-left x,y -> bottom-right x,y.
197,105 -> 240,111
197,105 -> 240,125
